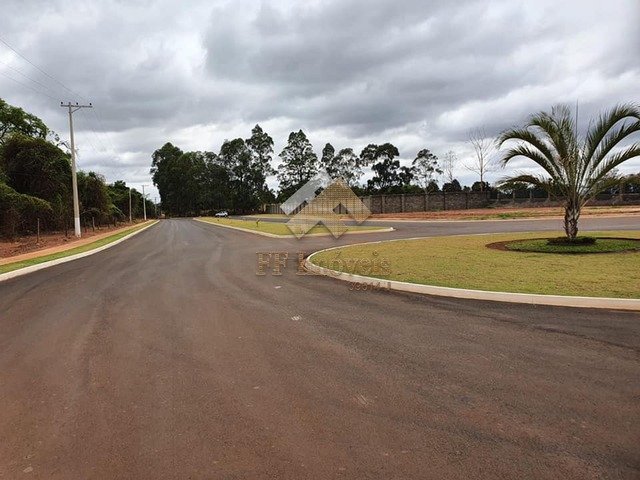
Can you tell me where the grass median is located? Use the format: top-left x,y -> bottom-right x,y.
199,217 -> 387,236
0,221 -> 156,275
309,231 -> 640,298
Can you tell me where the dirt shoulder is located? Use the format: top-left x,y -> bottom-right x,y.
0,221 -> 154,265
370,205 -> 640,221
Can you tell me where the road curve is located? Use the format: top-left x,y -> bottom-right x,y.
0,218 -> 638,479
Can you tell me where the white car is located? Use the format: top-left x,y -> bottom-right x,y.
214,211 -> 229,217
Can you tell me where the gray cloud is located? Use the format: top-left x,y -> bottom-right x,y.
0,0 -> 638,199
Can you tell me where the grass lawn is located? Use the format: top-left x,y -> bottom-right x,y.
0,222 -> 156,275
309,231 -> 640,298
199,217 -> 387,236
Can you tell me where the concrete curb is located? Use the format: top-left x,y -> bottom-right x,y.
0,221 -> 159,283
195,218 -> 394,238
304,239 -> 640,311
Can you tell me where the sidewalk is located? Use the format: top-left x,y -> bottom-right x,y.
0,221 -> 153,266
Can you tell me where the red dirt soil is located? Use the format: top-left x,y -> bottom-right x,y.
371,205 -> 640,220
0,222 -> 151,262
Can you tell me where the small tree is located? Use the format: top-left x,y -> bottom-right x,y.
466,128 -> 497,191
442,150 -> 457,184
498,104 -> 640,240
412,149 -> 442,193
365,143 -> 402,193
323,146 -> 362,186
246,124 -> 275,204
277,130 -> 318,196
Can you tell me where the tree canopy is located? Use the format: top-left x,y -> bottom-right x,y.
277,130 -> 318,199
0,98 -> 50,145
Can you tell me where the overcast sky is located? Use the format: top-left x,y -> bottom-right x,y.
1,0 -> 639,200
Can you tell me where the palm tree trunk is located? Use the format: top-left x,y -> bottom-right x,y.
563,200 -> 580,240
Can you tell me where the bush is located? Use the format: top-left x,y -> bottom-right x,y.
0,182 -> 53,238
547,236 -> 596,246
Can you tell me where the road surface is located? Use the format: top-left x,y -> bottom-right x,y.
1,218 -> 638,479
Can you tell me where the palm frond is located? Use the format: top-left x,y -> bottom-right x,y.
584,143 -> 640,194
583,103 -> 640,165
550,104 -> 577,162
496,173 -> 563,196
588,174 -> 622,200
529,106 -> 575,163
586,119 -> 640,178
497,173 -> 543,187
498,128 -> 566,181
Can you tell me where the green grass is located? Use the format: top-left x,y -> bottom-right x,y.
0,222 -> 156,275
198,217 -> 386,236
506,238 -> 640,254
310,231 -> 640,298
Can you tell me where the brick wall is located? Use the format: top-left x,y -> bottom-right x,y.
264,192 -> 640,215
360,192 -> 490,214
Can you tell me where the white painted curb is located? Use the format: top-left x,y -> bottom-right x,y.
304,240 -> 640,311
195,218 -> 394,238
0,221 -> 159,283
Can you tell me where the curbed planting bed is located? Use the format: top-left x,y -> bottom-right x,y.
305,231 -> 640,310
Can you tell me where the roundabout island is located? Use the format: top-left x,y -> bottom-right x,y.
306,229 -> 640,309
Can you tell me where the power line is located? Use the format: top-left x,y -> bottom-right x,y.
0,38 -> 112,157
0,59 -> 59,95
91,108 -> 118,152
0,37 -> 138,187
0,36 -> 89,103
0,70 -> 59,101
79,108 -> 108,153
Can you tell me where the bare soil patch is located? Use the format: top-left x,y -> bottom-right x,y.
371,205 -> 640,221
0,223 -> 146,261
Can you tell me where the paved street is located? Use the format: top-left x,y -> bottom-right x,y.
1,218 -> 638,479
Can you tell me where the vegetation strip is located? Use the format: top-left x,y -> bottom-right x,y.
0,221 -> 157,275
196,217 -> 390,237
308,231 -> 640,299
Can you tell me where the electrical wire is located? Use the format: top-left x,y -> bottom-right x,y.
0,70 -> 59,101
0,36 -> 89,103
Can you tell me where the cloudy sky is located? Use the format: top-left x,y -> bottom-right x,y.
1,0 -> 639,199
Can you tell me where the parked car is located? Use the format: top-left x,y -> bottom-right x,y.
214,211 -> 229,217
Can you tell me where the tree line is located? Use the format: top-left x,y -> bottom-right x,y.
0,98 -> 155,239
152,119 -> 640,217
151,128 -> 496,216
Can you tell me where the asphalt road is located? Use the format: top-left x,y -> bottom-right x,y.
1,217 -> 638,479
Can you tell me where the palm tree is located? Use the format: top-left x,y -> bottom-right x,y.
498,104 -> 640,240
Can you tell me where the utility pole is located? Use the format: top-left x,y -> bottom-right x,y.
129,187 -> 132,223
61,101 -> 92,238
142,185 -> 147,221
154,197 -> 158,218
